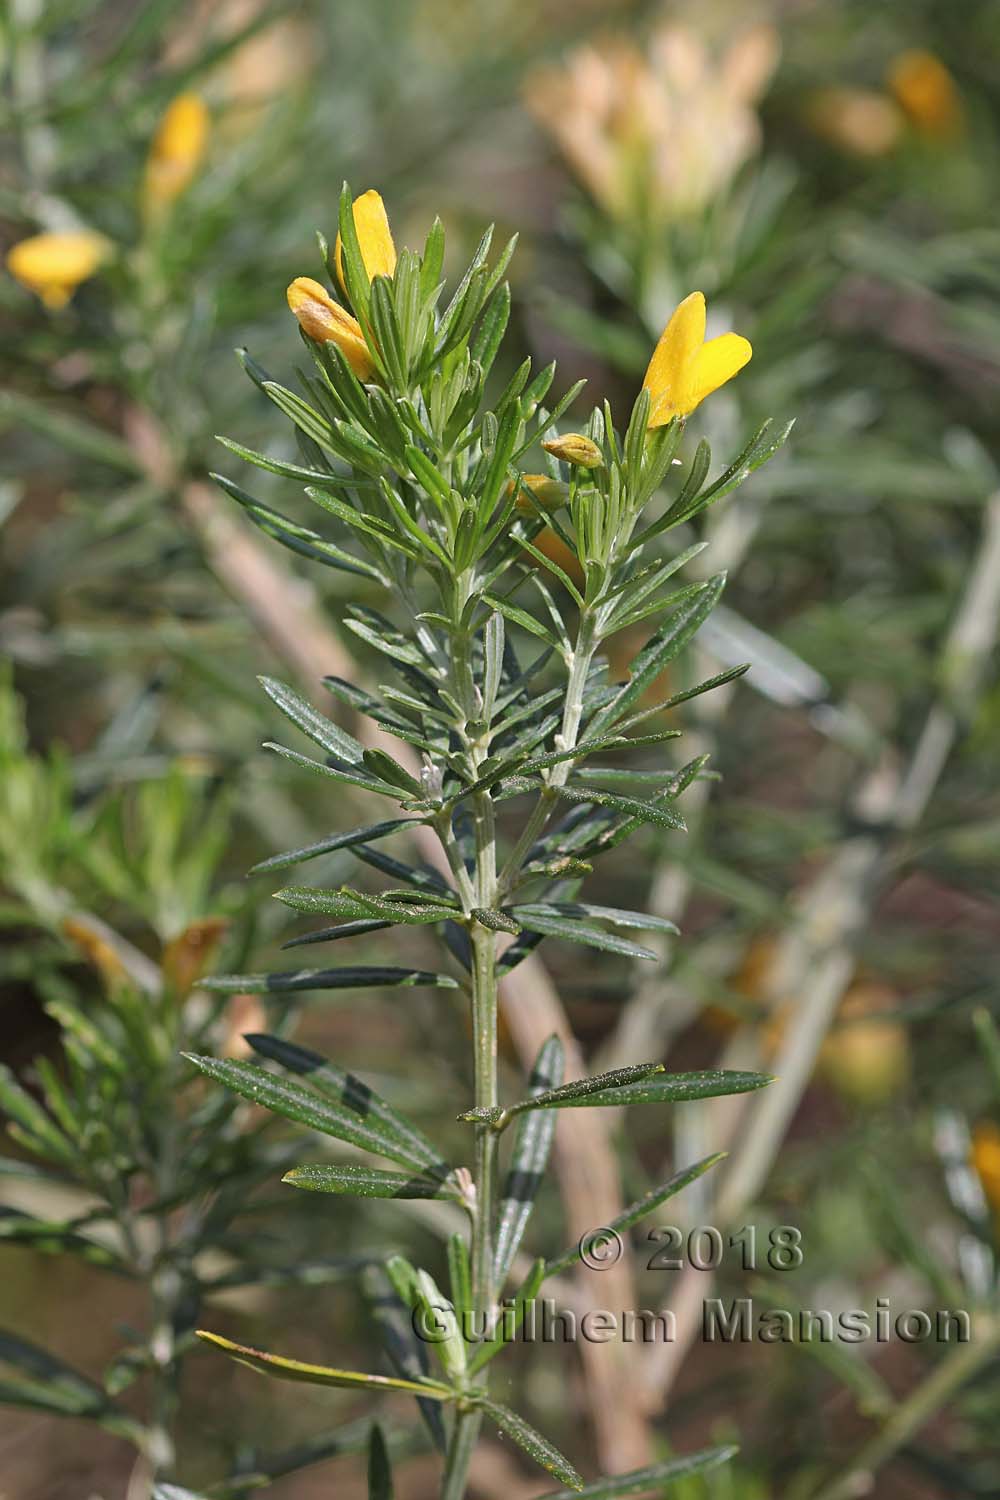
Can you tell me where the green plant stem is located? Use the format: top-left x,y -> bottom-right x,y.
498,608 -> 599,897
808,1316 -> 1000,1500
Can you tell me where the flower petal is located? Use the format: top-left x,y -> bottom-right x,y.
684,332 -> 752,413
335,189 -> 397,295
642,291 -> 706,426
286,277 -> 374,378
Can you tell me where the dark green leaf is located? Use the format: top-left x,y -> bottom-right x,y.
545,1070 -> 773,1109
182,1054 -> 449,1173
245,1033 -> 442,1169
203,966 -> 458,995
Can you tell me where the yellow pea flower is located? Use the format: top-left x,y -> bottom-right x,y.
972,1121 -> 1000,1216
335,189 -> 397,297
144,93 -> 210,218
286,276 -> 375,379
6,229 -> 111,309
643,291 -> 751,426
886,50 -> 963,139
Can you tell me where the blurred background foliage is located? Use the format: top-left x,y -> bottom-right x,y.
2,0 -> 1000,1496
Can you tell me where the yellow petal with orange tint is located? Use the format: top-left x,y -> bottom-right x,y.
286,277 -> 374,379
335,189 -> 397,296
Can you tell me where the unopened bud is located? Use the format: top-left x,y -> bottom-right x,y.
286,277 -> 375,379
542,433 -> 604,469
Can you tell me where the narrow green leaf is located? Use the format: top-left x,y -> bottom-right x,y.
587,576 -> 726,739
538,1445 -> 738,1499
475,1396 -> 583,1490
550,784 -> 687,834
259,677 -> 364,764
494,1036 -> 563,1290
202,966 -> 458,995
509,909 -> 658,962
544,1153 -> 726,1278
250,818 -> 420,875
468,1258 -> 545,1373
498,1063 -> 666,1120
368,1424 -> 394,1500
264,742 -> 403,799
448,1234 -> 472,1322
283,1165 -> 458,1200
196,1331 -> 452,1398
540,1070 -> 773,1110
183,1054 -> 449,1172
245,1033 -> 442,1169
275,887 -> 456,926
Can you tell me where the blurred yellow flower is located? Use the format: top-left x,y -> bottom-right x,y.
643,291 -> 751,425
807,88 -> 902,157
819,982 -> 910,1106
286,276 -> 375,379
972,1121 -> 1000,1215
887,49 -> 963,139
6,229 -> 111,308
335,189 -> 397,297
525,22 -> 779,221
143,93 -> 210,217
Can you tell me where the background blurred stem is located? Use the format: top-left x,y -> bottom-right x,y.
639,491 -> 1000,1408
807,1314 -> 1000,1500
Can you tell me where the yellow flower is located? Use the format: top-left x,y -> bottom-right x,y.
335,189 -> 397,297
286,276 -> 375,379
144,93 -> 210,217
886,49 -> 963,139
643,291 -> 751,425
525,24 -> 779,223
972,1122 -> 1000,1215
508,474 -> 569,515
6,229 -> 111,308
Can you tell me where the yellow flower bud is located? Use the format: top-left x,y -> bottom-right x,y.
972,1122 -> 1000,1215
643,292 -> 751,426
143,93 -> 210,217
886,50 -> 963,139
6,230 -> 111,309
542,433 -> 604,469
286,277 -> 375,379
508,474 -> 570,515
334,189 -> 397,297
